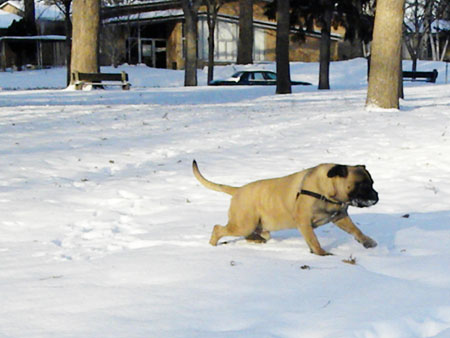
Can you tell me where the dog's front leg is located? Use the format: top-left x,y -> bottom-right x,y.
333,216 -> 377,248
297,223 -> 332,256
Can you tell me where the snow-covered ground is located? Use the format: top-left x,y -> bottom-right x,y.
0,59 -> 449,337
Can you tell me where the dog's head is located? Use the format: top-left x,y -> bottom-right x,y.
327,164 -> 378,208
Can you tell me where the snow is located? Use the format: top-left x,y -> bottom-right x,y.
431,20 -> 450,32
0,58 -> 450,337
0,9 -> 21,28
105,9 -> 184,24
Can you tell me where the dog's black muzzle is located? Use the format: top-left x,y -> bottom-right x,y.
350,187 -> 379,208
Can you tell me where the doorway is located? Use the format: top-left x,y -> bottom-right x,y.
127,37 -> 167,68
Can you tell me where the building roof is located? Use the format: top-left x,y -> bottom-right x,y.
104,8 -> 183,24
0,0 -> 64,21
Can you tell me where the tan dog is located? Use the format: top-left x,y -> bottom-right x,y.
193,161 -> 378,255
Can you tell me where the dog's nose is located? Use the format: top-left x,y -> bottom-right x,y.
371,190 -> 379,204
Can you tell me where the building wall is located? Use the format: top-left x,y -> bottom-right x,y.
193,0 -> 345,66
100,24 -> 128,66
0,3 -> 22,16
102,0 -> 353,70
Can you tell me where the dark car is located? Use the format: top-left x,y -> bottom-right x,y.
209,70 -> 312,86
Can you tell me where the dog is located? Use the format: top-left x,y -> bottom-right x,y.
193,161 -> 378,255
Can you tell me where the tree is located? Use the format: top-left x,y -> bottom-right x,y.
181,0 -> 202,86
24,0 -> 37,35
429,0 -> 450,61
403,0 -> 449,67
276,0 -> 291,94
237,0 -> 254,64
317,0 -> 332,89
45,0 -> 73,85
101,1 -> 140,67
366,0 -> 406,110
403,0 -> 433,71
265,0 -> 374,90
6,0 -> 38,70
70,0 -> 101,86
204,0 -> 225,84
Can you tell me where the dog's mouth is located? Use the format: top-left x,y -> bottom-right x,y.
349,185 -> 378,208
351,198 -> 378,208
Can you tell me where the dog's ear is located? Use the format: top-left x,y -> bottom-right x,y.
327,165 -> 348,178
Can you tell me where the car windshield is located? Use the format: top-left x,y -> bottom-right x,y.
231,72 -> 243,78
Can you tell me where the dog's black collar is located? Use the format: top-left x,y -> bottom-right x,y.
297,189 -> 345,206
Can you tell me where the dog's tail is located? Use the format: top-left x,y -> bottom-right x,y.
192,160 -> 238,196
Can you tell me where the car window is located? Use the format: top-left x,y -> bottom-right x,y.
264,72 -> 277,80
253,72 -> 265,80
239,72 -> 248,83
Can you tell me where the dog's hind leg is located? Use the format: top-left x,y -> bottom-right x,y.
209,224 -> 229,246
210,217 -> 259,246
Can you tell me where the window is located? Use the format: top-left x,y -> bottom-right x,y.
264,72 -> 276,80
216,20 -> 238,61
198,19 -> 266,62
253,72 -> 265,80
253,28 -> 265,61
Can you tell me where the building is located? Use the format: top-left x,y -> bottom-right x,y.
102,0 -> 356,69
0,0 -> 361,71
0,1 -> 66,70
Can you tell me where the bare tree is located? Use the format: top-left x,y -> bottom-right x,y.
403,0 -> 433,71
429,0 -> 450,61
45,0 -> 73,85
366,0 -> 406,109
237,0 -> 253,64
70,0 -> 101,85
318,0 -> 332,90
204,0 -> 225,84
181,0 -> 202,86
266,0 -> 374,90
276,0 -> 291,94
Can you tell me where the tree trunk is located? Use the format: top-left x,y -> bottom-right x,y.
181,0 -> 201,86
24,0 -> 37,35
276,0 -> 291,94
206,1 -> 221,85
70,0 -> 101,84
412,57 -> 417,72
318,6 -> 332,90
207,17 -> 216,84
366,0 -> 405,109
64,1 -> 73,86
398,46 -> 404,99
429,32 -> 437,60
237,0 -> 253,64
441,38 -> 449,61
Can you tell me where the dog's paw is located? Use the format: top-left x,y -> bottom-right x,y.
361,236 -> 377,248
311,248 -> 333,256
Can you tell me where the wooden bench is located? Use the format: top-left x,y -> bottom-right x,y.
72,71 -> 130,90
402,69 -> 438,83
